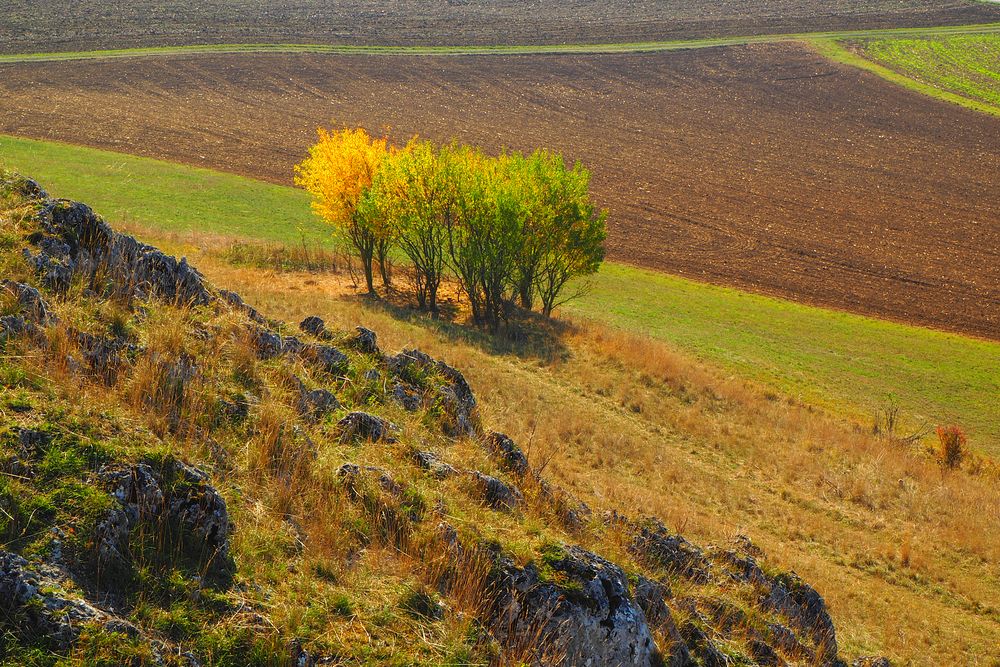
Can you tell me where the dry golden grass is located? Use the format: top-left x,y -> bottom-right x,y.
137,238 -> 1000,666
8,209 -> 997,664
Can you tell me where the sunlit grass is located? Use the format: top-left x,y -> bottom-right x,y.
3,133 -> 998,452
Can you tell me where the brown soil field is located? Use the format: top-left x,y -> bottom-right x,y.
2,0 -> 999,53
1,44 -> 998,338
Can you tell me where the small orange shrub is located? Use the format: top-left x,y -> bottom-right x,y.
936,424 -> 967,470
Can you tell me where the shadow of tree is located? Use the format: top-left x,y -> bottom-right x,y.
340,286 -> 573,364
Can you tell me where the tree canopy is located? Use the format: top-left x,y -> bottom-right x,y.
295,128 -> 607,329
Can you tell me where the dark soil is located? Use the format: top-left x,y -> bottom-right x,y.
1,44 -> 997,338
1,0 -> 999,53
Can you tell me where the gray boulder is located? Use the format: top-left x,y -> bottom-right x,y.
295,377 -> 339,422
299,315 -> 331,339
484,431 -> 530,476
468,471 -> 522,511
350,326 -> 380,355
392,381 -> 422,411
387,349 -> 477,436
338,411 -> 398,443
413,450 -> 458,479
493,545 -> 659,666
0,551 -> 132,649
303,343 -> 348,375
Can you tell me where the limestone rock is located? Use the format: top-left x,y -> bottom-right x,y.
0,551 -> 124,649
764,572 -> 838,664
27,199 -> 213,305
338,411 -> 397,443
299,315 -> 331,339
493,545 -> 659,666
853,658 -> 891,667
468,471 -> 522,511
350,326 -> 380,355
387,349 -> 477,436
628,518 -> 712,583
484,431 -> 529,476
295,377 -> 339,422
96,460 -> 232,575
413,450 -> 458,479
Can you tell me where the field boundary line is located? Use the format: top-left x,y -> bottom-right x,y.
2,23 -> 1000,63
810,38 -> 1000,117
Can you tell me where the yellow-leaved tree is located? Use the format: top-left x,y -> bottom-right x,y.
294,127 -> 394,295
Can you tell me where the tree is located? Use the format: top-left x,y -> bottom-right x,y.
294,127 -> 393,296
443,146 -> 524,331
530,156 -> 607,317
499,149 -> 607,318
368,140 -> 451,314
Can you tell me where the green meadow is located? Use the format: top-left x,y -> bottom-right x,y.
815,34 -> 1000,116
3,134 -> 998,450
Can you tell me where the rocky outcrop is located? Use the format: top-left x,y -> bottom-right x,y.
492,545 -> 659,666
338,411 -> 398,443
626,517 -> 712,583
299,315 -> 331,340
392,381 -> 423,411
484,431 -> 530,477
764,571 -> 838,664
0,551 -> 148,651
853,658 -> 891,667
96,459 -> 232,576
349,326 -> 380,356
2,280 -> 57,325
634,576 -> 691,667
25,199 -> 212,306
468,471 -> 523,511
387,349 -> 477,436
295,377 -> 339,422
1,280 -> 57,341
250,325 -> 348,375
70,328 -> 138,384
717,536 -> 839,665
413,450 -> 458,479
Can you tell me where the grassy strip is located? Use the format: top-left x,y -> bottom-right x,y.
563,264 -> 1000,448
1,23 -> 1000,63
811,38 -> 1000,116
0,135 -> 322,244
2,133 -> 998,450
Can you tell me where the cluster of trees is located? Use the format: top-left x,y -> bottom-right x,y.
294,128 -> 607,330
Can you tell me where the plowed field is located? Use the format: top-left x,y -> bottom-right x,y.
1,43 -> 998,337
2,0 -> 999,53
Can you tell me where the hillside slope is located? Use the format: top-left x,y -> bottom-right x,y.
0,174 -> 916,665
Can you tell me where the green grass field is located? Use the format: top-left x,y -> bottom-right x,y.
860,34 -> 1000,107
815,34 -> 1000,116
3,134 -> 998,450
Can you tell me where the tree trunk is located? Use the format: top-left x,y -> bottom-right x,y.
378,255 -> 392,293
361,252 -> 377,297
